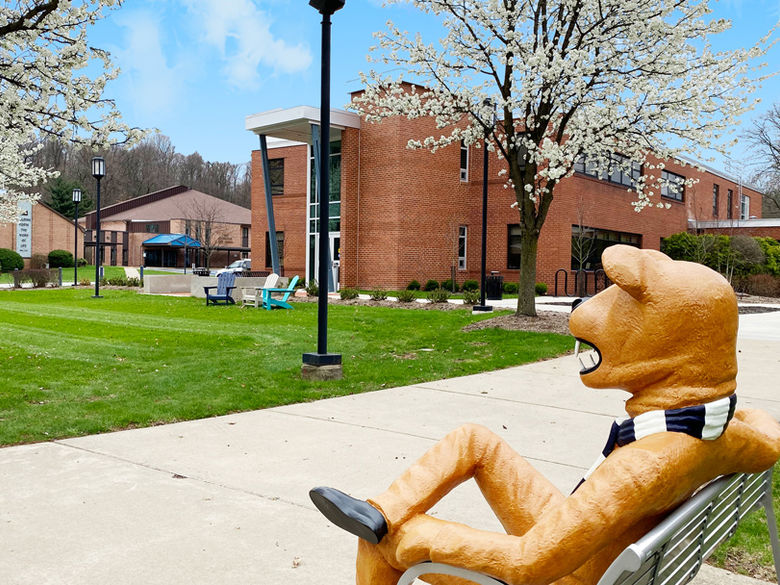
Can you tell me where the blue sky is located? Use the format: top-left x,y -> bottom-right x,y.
91,0 -> 780,174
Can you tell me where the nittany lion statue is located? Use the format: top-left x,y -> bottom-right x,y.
310,245 -> 780,585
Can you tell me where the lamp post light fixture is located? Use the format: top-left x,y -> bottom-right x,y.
474,100 -> 497,313
72,188 -> 81,286
91,157 -> 105,298
302,0 -> 345,380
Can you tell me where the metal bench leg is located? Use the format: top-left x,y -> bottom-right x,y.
762,486 -> 780,585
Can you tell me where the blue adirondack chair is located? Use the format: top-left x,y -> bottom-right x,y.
261,275 -> 300,310
204,272 -> 237,306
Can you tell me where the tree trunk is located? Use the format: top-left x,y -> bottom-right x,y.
516,229 -> 539,316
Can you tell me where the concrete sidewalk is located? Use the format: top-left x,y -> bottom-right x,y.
1,307 -> 778,585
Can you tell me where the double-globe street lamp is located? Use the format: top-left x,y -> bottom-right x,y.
302,0 -> 345,379
92,157 -> 105,298
72,188 -> 81,285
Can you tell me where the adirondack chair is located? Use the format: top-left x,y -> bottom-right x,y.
241,273 -> 280,308
204,272 -> 237,306
261,275 -> 300,310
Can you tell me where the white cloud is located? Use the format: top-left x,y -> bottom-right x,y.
112,9 -> 189,116
180,0 -> 312,88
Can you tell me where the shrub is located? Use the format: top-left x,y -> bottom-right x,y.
305,279 -> 319,296
30,253 -> 48,269
744,274 -> 780,297
462,289 -> 481,305
441,278 -> 459,292
0,248 -> 24,272
535,282 -> 548,296
126,277 -> 141,287
462,279 -> 479,291
77,257 -> 88,267
396,289 -> 416,303
423,279 -> 440,291
503,281 -> 519,294
426,287 -> 451,303
406,279 -> 421,290
369,289 -> 388,301
78,277 -> 91,286
339,287 -> 359,300
48,249 -> 74,268
757,237 -> 780,276
101,276 -> 130,287
14,269 -> 54,288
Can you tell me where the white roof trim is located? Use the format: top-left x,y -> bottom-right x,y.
245,105 -> 360,144
690,218 -> 780,229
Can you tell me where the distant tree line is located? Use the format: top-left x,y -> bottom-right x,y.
30,133 -> 251,216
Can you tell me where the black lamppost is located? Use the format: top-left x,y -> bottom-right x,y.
474,100 -> 496,313
302,0 -> 345,379
72,188 -> 81,286
92,157 -> 105,298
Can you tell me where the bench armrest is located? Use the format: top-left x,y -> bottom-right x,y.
398,562 -> 507,585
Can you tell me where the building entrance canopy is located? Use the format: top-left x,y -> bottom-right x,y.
142,234 -> 201,248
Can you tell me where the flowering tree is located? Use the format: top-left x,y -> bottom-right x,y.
746,104 -> 780,218
354,0 -> 769,315
0,1 -> 143,223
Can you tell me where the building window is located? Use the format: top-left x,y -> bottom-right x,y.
740,194 -> 750,220
242,227 -> 249,248
727,189 -> 734,219
308,139 -> 341,235
457,226 -> 467,270
507,225 -> 522,269
712,184 -> 719,218
660,170 -> 685,202
184,220 -> 191,237
265,231 -> 284,269
269,159 -> 284,196
571,226 -> 642,270
460,141 -> 469,181
145,223 -> 159,233
573,153 -> 641,187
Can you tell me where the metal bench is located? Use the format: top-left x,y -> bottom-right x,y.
398,468 -> 780,585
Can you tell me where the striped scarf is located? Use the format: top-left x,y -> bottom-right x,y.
573,394 -> 737,493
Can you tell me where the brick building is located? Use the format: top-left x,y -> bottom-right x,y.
0,200 -> 84,268
81,185 -> 251,268
245,101 -> 763,293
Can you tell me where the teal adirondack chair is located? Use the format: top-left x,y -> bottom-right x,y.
261,275 -> 300,310
204,272 -> 237,306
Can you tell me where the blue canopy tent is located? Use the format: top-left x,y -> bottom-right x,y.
142,234 -> 201,267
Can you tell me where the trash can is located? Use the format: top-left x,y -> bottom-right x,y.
486,272 -> 503,300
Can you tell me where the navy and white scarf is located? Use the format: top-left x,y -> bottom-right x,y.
573,394 -> 737,493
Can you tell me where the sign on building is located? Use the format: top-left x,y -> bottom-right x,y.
16,200 -> 32,258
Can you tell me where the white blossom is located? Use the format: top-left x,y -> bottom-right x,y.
352,0 -> 769,313
0,1 -> 143,222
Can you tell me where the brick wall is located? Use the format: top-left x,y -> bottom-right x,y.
251,144 -> 309,278
249,112 -> 768,292
0,202 -> 84,268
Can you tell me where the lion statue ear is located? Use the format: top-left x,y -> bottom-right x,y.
602,245 -> 670,302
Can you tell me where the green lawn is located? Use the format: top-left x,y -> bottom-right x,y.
0,288 -> 572,445
0,265 -> 127,285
